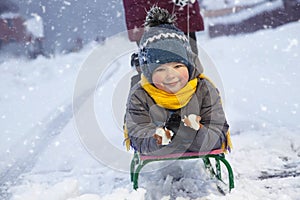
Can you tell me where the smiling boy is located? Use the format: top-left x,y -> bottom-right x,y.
125,7 -> 230,155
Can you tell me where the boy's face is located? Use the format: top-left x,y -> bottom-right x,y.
152,62 -> 189,93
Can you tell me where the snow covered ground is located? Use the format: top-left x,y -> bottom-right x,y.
1,21 -> 300,200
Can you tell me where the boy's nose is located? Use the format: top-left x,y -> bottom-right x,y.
164,67 -> 173,74
165,68 -> 177,79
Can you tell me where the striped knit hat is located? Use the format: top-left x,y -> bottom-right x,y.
138,6 -> 196,82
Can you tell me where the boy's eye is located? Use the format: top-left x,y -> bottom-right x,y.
174,64 -> 184,69
154,68 -> 165,72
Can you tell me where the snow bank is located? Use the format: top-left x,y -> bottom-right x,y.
24,13 -> 44,38
11,179 -> 146,200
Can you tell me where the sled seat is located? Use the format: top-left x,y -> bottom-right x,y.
130,149 -> 234,193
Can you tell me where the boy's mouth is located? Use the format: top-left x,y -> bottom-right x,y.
164,81 -> 179,87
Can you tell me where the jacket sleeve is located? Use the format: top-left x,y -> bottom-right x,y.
166,79 -> 229,153
125,88 -> 160,154
188,79 -> 229,152
126,88 -> 199,155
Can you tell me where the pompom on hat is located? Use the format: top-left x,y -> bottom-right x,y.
138,6 -> 202,82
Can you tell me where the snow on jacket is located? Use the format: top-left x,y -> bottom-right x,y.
125,66 -> 229,156
122,0 -> 204,42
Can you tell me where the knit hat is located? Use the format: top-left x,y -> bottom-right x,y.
138,6 -> 199,82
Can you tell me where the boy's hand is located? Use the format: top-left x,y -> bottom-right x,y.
182,114 -> 203,130
164,113 -> 181,134
153,128 -> 174,145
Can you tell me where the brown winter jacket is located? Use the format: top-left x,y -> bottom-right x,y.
125,63 -> 229,156
123,0 -> 204,42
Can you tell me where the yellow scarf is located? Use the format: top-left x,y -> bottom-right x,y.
141,75 -> 198,109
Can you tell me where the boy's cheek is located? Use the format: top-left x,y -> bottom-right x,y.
179,68 -> 189,82
152,79 -> 165,90
152,74 -> 164,84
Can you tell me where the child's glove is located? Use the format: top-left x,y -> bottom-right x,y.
164,113 -> 181,134
172,0 -> 196,7
182,114 -> 203,130
153,128 -> 174,145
